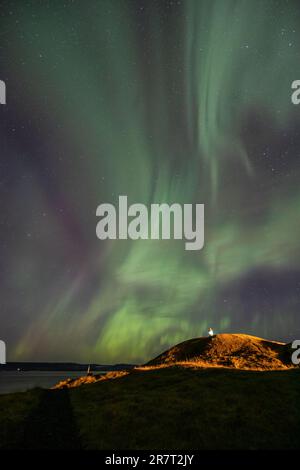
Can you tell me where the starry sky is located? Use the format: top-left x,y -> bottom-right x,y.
1,0 -> 300,363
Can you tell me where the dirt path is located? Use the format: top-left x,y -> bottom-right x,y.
21,389 -> 81,449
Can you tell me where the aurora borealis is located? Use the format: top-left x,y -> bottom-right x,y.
1,0 -> 300,363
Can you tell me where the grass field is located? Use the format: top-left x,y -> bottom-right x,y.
0,366 -> 299,450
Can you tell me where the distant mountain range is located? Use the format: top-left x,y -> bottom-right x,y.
0,362 -> 136,372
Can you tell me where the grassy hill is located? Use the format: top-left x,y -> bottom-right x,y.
0,334 -> 299,450
147,333 -> 294,370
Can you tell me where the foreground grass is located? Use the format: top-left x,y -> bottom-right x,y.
70,367 -> 300,450
0,388 -> 42,448
0,367 -> 300,449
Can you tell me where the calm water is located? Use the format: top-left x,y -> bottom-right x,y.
0,371 -> 105,394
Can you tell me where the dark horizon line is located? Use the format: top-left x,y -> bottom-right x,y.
0,361 -> 137,371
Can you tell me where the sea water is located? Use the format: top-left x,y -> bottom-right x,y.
0,370 -> 106,394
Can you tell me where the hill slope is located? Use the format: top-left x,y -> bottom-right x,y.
147,333 -> 294,370
1,367 -> 300,449
1,333 -> 299,450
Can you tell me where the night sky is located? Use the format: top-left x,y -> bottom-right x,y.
1,0 -> 300,363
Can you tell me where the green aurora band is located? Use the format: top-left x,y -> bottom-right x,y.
2,0 -> 300,362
